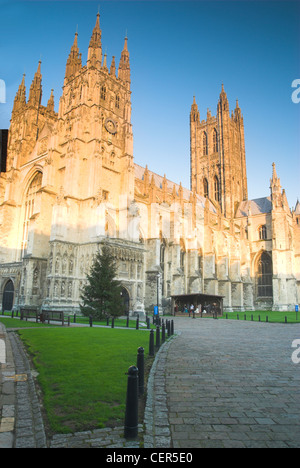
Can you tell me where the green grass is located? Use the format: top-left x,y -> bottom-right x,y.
17,327 -> 153,434
0,317 -> 56,328
220,310 -> 300,323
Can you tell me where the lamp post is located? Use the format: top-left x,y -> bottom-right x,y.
157,273 -> 161,317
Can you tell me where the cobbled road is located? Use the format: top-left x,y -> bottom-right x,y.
165,317 -> 300,448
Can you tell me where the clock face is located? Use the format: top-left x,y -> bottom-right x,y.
105,118 -> 117,134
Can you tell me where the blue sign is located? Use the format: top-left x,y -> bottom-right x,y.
296,305 -> 299,312
154,306 -> 158,315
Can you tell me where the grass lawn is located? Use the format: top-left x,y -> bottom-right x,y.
220,310 -> 300,323
17,327 -> 153,435
0,316 -> 57,328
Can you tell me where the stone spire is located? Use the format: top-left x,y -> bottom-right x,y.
12,73 -> 26,113
218,83 -> 229,113
65,32 -> 82,81
47,89 -> 55,113
28,61 -> 42,107
87,12 -> 102,66
118,36 -> 130,87
234,98 -> 242,122
190,96 -> 200,122
270,162 -> 282,207
110,55 -> 116,76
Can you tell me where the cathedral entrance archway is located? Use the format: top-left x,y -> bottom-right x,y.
2,280 -> 14,312
120,287 -> 130,316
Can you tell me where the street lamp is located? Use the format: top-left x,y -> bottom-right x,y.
156,273 -> 161,317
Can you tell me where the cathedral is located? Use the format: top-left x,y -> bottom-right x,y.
0,13 -> 299,316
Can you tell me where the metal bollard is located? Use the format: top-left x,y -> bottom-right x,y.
161,321 -> 166,343
68,316 -> 70,327
124,365 -> 139,439
89,315 -> 93,327
171,320 -> 174,335
137,347 -> 144,396
149,329 -> 155,356
126,316 -> 129,328
167,320 -> 171,337
146,316 -> 150,329
156,325 -> 160,349
74,313 -> 76,323
111,317 -> 115,328
136,317 -> 139,330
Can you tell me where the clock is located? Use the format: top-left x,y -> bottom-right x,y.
104,118 -> 117,134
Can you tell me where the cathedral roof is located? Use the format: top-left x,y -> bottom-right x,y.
235,197 -> 272,217
134,163 -> 217,213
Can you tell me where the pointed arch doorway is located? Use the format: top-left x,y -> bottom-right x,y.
2,280 -> 14,312
120,287 -> 130,316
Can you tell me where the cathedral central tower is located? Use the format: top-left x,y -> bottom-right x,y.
190,85 -> 248,218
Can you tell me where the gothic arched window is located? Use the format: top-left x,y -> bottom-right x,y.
257,251 -> 273,297
213,128 -> 218,152
214,176 -> 220,202
115,95 -> 120,109
203,132 -> 208,156
21,172 -> 42,257
100,85 -> 106,100
203,178 -> 209,198
259,225 -> 267,240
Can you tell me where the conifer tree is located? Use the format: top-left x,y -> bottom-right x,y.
80,243 -> 124,319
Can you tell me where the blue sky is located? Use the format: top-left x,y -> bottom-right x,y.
0,0 -> 299,207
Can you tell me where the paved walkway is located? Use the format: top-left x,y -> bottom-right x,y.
1,317 -> 300,448
164,318 -> 300,448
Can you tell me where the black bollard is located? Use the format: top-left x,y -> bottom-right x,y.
171,320 -> 174,335
126,316 -> 129,328
111,317 -> 115,328
162,321 -> 166,343
146,316 -> 150,329
137,347 -> 144,396
124,366 -> 139,439
74,313 -> 76,323
167,320 -> 171,337
89,315 -> 93,327
68,316 -> 70,327
149,329 -> 155,356
136,317 -> 139,330
156,325 -> 160,349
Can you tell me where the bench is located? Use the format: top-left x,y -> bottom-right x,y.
20,307 -> 39,322
20,308 -> 68,326
41,310 -> 66,326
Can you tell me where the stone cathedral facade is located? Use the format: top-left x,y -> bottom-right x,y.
0,13 -> 299,315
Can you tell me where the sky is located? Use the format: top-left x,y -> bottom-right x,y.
0,0 -> 299,208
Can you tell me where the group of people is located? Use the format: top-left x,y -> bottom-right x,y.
174,302 -> 219,316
